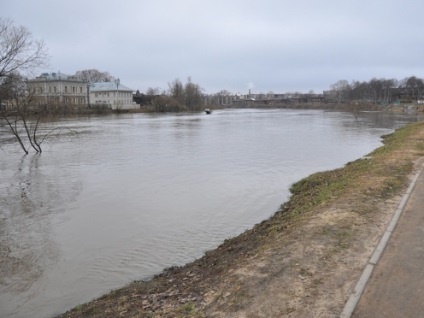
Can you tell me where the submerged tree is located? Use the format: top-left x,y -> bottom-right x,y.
0,74 -> 47,154
0,18 -> 50,154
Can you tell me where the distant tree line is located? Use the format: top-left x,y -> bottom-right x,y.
327,76 -> 424,104
134,77 -> 203,112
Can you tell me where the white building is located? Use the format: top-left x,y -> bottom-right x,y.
29,72 -> 88,106
89,81 -> 136,110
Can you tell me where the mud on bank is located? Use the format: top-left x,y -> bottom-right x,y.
58,120 -> 424,318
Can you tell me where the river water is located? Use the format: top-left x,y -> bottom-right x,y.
0,108 -> 421,317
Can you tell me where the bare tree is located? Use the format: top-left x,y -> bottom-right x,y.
184,77 -> 203,110
215,90 -> 232,96
211,90 -> 233,105
146,87 -> 161,95
168,78 -> 184,105
381,79 -> 397,104
0,18 -> 51,154
74,69 -> 114,83
368,78 -> 384,103
403,76 -> 424,101
330,80 -> 350,103
0,18 -> 48,78
0,74 -> 45,153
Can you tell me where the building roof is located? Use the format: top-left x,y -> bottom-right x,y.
90,81 -> 133,92
36,72 -> 83,82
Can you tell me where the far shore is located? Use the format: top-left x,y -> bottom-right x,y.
13,101 -> 424,118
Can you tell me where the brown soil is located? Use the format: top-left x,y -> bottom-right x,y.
57,120 -> 424,318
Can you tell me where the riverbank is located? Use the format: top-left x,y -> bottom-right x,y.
58,119 -> 424,318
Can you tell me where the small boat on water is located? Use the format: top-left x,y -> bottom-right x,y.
205,108 -> 212,114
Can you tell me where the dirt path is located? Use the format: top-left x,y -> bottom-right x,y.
352,165 -> 424,318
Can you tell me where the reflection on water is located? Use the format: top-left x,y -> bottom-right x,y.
0,153 -> 82,317
0,109 -> 421,317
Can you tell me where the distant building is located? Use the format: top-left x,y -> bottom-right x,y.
89,81 -> 137,110
28,72 -> 88,106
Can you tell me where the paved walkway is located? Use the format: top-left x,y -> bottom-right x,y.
343,164 -> 424,317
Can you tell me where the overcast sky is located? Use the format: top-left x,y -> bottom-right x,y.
2,0 -> 424,94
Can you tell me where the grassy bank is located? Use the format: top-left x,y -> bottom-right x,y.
58,120 -> 424,318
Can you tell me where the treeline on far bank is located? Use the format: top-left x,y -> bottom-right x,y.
134,75 -> 424,112
133,77 -> 204,112
324,76 -> 424,104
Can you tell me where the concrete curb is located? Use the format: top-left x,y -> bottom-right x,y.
339,163 -> 424,318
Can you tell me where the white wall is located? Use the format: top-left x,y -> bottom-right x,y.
90,90 -> 137,110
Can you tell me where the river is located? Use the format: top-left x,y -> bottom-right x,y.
0,108 -> 421,317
